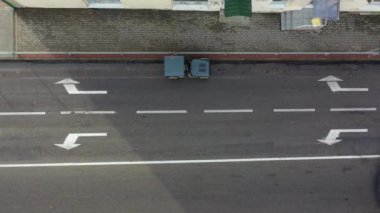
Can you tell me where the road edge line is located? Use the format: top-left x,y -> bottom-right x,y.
1,155 -> 379,168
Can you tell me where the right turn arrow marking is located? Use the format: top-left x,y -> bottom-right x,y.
318,129 -> 368,145
55,133 -> 107,150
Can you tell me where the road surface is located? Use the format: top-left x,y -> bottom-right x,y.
0,61 -> 379,213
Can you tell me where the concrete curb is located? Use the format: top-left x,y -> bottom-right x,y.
7,52 -> 380,61
0,52 -> 14,59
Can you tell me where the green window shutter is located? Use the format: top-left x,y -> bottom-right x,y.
224,0 -> 252,17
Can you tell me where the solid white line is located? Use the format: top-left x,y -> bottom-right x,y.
0,155 -> 379,168
0,112 -> 46,116
330,108 -> 377,112
136,110 -> 188,114
273,109 -> 316,112
204,109 -> 253,113
60,111 -> 116,115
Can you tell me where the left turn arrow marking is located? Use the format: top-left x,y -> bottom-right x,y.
55,78 -> 107,95
318,75 -> 368,92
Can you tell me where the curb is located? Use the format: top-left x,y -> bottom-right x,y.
10,52 -> 380,61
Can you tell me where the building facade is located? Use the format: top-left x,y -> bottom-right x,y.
3,0 -> 380,13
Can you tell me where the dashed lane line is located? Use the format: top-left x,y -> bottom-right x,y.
273,108 -> 316,112
60,111 -> 117,115
203,109 -> 254,113
0,155 -> 379,168
1,107 -> 378,116
330,108 -> 377,112
136,110 -> 188,114
0,112 -> 46,116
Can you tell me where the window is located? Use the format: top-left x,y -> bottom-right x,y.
88,0 -> 121,3
172,0 -> 209,11
87,0 -> 124,8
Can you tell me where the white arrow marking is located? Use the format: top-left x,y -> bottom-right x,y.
55,78 -> 107,95
318,129 -> 367,145
326,82 -> 368,92
318,75 -> 368,92
318,75 -> 343,82
55,133 -> 107,150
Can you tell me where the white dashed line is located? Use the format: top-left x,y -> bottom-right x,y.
0,112 -> 46,116
204,109 -> 253,113
60,111 -> 117,115
0,155 -> 379,168
136,110 -> 188,114
60,111 -> 72,115
273,108 -> 316,112
330,108 -> 377,112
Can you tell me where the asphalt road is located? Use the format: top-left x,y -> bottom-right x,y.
0,61 -> 379,213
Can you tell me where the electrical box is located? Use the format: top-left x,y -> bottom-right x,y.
191,59 -> 210,79
164,56 -> 185,79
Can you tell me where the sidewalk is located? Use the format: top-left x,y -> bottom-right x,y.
0,1 -> 13,59
14,9 -> 380,60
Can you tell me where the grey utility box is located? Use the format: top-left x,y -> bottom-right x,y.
191,59 -> 210,79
